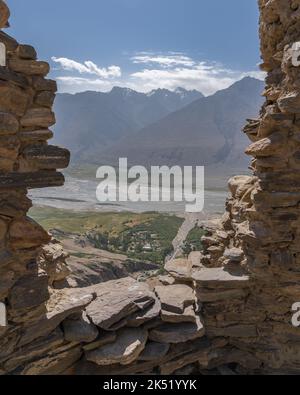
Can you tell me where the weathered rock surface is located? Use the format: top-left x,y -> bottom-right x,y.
138,341 -> 170,361
82,332 -> 117,352
192,267 -> 249,289
19,288 -> 95,347
164,258 -> 192,281
149,317 -> 205,344
85,277 -> 156,331
85,327 -> 148,366
38,239 -> 70,285
154,284 -> 195,314
126,296 -> 161,327
62,312 -> 99,343
21,346 -> 82,375
161,305 -> 198,324
8,217 -> 50,249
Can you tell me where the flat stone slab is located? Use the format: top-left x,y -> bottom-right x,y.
3,328 -> 64,373
155,284 -> 195,314
138,342 -> 170,362
224,248 -> 243,262
19,288 -> 95,347
196,288 -> 248,302
83,331 -> 117,352
188,251 -> 203,267
192,267 -> 249,289
127,297 -> 161,328
85,327 -> 148,366
161,305 -> 197,324
164,259 -> 192,281
86,277 -> 156,331
149,317 -> 205,344
0,171 -> 65,189
21,346 -> 82,375
158,275 -> 175,286
62,312 -> 99,343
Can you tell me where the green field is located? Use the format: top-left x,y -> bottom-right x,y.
30,206 -> 183,264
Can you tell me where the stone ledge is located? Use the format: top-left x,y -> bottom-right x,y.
0,171 -> 65,189
192,267 -> 250,289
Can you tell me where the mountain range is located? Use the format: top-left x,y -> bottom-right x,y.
53,77 -> 264,175
53,87 -> 203,159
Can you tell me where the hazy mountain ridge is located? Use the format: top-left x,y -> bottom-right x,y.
53,87 -> 204,160
53,78 -> 264,175
100,77 -> 264,169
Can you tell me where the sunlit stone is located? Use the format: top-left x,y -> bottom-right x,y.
0,42 -> 6,66
0,302 -> 7,327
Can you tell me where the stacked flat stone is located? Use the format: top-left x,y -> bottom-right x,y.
1,272 -> 220,375
0,0 -> 72,374
191,0 -> 300,374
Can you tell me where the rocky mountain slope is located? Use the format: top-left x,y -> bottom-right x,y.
103,77 -> 264,168
52,87 -> 203,161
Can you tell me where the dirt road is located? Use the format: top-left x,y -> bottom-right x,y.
167,212 -> 221,262
167,213 -> 201,261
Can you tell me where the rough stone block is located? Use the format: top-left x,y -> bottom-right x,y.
0,67 -> 29,88
9,216 -> 50,249
21,108 -> 56,128
16,45 -> 37,60
35,91 -> 55,108
0,31 -> 18,52
62,312 -> 99,343
18,129 -> 53,143
22,144 -> 70,170
149,317 -> 205,344
8,271 -> 49,310
85,327 -> 148,366
8,58 -> 49,76
155,284 -> 195,314
0,81 -> 29,116
0,111 -> 18,135
32,76 -> 57,92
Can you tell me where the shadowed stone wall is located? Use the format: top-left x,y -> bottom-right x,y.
198,0 -> 300,373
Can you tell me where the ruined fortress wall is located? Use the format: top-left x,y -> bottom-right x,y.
1,0 -> 300,375
0,0 -> 75,374
198,0 -> 300,373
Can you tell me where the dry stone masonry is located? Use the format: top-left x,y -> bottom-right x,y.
197,0 -> 300,373
1,0 -> 300,375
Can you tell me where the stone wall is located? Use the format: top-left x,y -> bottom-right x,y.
2,0 -> 300,375
197,0 -> 300,373
0,0 -> 73,374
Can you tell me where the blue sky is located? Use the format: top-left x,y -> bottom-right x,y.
8,0 -> 262,95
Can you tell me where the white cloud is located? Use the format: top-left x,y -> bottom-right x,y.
131,53 -> 196,68
55,76 -> 116,93
51,57 -> 121,79
129,62 -> 265,96
52,52 -> 265,96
